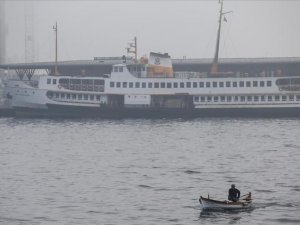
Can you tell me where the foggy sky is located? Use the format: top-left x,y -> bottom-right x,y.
4,0 -> 300,63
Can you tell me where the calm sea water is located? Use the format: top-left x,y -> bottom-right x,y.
0,117 -> 299,225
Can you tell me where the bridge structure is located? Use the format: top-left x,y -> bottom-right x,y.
0,57 -> 300,80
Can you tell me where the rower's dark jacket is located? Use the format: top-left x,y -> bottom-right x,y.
228,187 -> 240,200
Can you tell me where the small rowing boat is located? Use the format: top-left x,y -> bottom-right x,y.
199,192 -> 252,210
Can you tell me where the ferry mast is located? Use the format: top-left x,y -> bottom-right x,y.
53,22 -> 58,75
126,36 -> 137,63
210,0 -> 231,74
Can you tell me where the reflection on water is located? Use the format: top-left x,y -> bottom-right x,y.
0,117 -> 300,224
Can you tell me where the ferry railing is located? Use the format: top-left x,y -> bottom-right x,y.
174,72 -> 208,79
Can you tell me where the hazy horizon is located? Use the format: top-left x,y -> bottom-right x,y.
3,0 -> 300,63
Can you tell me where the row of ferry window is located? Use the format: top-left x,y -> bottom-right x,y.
110,80 -> 272,88
47,92 -> 104,101
47,78 -> 105,85
193,95 -> 300,103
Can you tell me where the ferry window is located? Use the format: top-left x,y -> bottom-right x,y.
129,82 -> 133,88
67,94 -> 70,99
135,82 -> 140,88
194,96 -> 199,102
268,96 -> 272,101
247,96 -> 252,101
71,79 -> 81,85
78,94 -> 82,100
55,93 -> 59,98
233,82 -> 237,87
193,82 -> 197,88
96,95 -> 100,101
214,96 -> 218,102
239,81 -> 244,87
167,82 -> 172,88
221,96 -> 225,102
53,79 -> 57,85
240,96 -> 245,102
142,82 -> 146,88
207,96 -> 212,102
59,78 -> 69,84
84,94 -> 88,100
61,93 -> 65,99
275,95 -> 280,101
47,78 -> 51,84
110,82 -> 115,88
90,95 -> 94,100
226,82 -> 231,87
180,82 -> 184,88
199,82 -> 204,88
289,95 -> 294,101
253,81 -> 258,87
174,82 -> 178,88
213,82 -> 217,88
94,80 -> 104,85
206,82 -> 211,88
154,82 -> 159,88
227,96 -> 232,102
47,91 -> 53,98
261,96 -> 265,101
254,96 -> 259,102
282,95 -> 287,101
201,96 -> 205,102
123,82 -> 127,88
186,82 -> 191,88
260,81 -> 265,87
119,67 -> 123,72
82,79 -> 93,85
267,81 -> 272,87
72,94 -> 76,99
246,81 -> 251,87
219,82 -> 224,88
148,82 -> 153,88
116,82 -> 121,88
113,67 -> 118,72
160,82 -> 166,88
296,95 -> 300,101
234,96 -> 239,102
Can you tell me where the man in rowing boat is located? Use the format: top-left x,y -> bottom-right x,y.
228,184 -> 240,202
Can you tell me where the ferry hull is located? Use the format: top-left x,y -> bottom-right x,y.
0,108 -> 15,117
14,104 -> 300,118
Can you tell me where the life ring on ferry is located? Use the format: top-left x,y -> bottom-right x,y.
58,84 -> 62,89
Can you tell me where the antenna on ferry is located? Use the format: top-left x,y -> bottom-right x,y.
210,0 -> 232,75
53,21 -> 58,75
126,36 -> 138,63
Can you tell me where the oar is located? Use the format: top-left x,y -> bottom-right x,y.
240,193 -> 249,198
241,192 -> 252,201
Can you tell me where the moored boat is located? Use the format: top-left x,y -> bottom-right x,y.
199,192 -> 252,210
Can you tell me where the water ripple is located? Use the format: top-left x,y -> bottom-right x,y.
0,118 -> 299,225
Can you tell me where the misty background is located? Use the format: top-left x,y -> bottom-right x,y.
2,0 -> 300,63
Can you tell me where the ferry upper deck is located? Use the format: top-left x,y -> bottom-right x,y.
1,57 -> 300,78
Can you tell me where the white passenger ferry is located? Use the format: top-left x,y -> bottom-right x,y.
4,51 -> 300,118
3,0 -> 300,118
